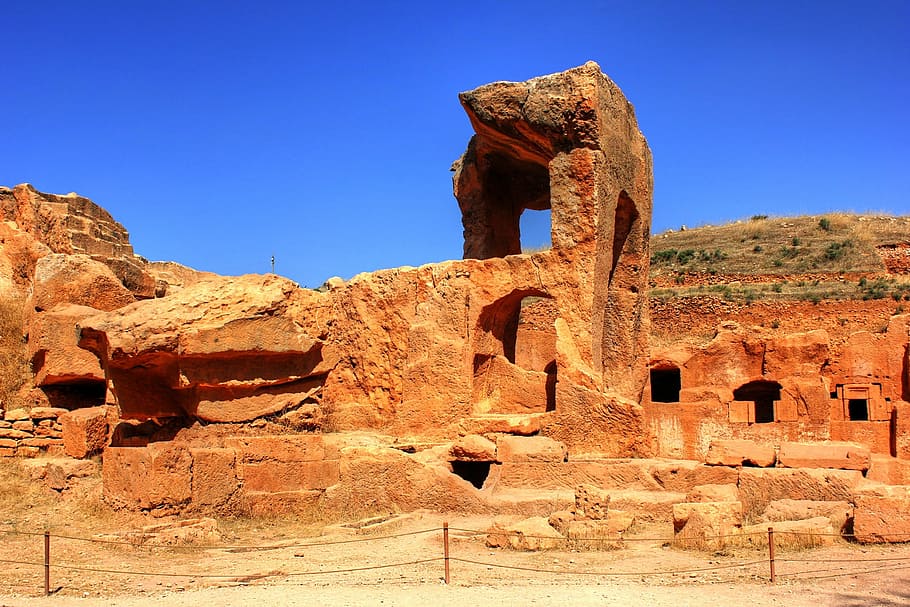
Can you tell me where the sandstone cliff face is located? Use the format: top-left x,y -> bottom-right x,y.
77,62 -> 655,458
10,64 -> 910,531
0,183 -> 211,431
0,184 -> 157,297
646,318 -> 910,461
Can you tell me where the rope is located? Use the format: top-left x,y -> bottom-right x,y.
38,557 -> 444,580
0,557 -> 44,567
777,562 -> 910,581
456,527 -> 768,542
779,556 -> 910,564
1,526 -> 442,550
450,556 -> 767,577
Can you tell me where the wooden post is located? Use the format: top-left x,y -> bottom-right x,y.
443,522 -> 450,585
44,531 -> 50,596
768,526 -> 776,584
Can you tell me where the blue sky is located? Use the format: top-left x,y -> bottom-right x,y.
3,1 -> 907,287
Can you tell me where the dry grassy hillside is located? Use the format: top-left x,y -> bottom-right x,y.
649,213 -> 910,304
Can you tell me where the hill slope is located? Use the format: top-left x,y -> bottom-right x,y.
648,213 -> 910,303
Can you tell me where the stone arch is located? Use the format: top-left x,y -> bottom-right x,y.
472,289 -> 557,414
456,141 -> 552,259
600,189 -> 647,396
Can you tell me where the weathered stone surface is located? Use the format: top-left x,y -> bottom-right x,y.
686,484 -> 740,503
240,460 -> 340,493
854,487 -> 910,543
705,439 -> 776,468
0,183 -> 156,297
867,455 -> 910,485
225,435 -> 337,463
496,459 -> 662,491
76,62 -> 653,455
102,444 -> 192,512
761,499 -> 853,533
559,517 -> 631,550
486,516 -> 565,551
28,407 -> 68,420
648,461 -> 741,492
458,414 -> 544,436
243,490 -> 323,517
573,484 -> 611,520
190,448 -> 238,509
3,408 -> 29,421
60,406 -> 110,458
673,501 -> 743,550
738,468 -> 863,519
45,459 -> 98,491
29,304 -> 106,387
777,442 -> 871,471
79,273 -> 334,420
609,490 -> 687,524
496,435 -> 567,463
450,434 -> 496,461
33,254 -> 135,312
763,330 -> 829,377
322,446 -> 488,519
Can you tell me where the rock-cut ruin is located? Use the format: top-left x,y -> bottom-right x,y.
3,61 -> 910,546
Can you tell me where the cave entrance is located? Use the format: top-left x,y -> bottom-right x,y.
450,460 -> 492,489
733,380 -> 782,424
650,367 -> 681,403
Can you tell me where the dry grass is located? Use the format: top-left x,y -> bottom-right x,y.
0,295 -> 32,410
650,213 -> 910,277
651,276 -> 910,305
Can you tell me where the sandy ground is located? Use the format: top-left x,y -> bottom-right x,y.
2,511 -> 909,607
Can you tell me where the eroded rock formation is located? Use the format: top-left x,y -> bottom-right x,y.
4,63 -> 910,544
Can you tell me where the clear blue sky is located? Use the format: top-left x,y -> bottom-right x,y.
3,1 -> 907,288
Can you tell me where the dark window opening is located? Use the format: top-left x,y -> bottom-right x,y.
545,361 -> 557,412
848,399 -> 869,421
610,191 -> 639,283
650,368 -> 681,403
450,461 -> 492,489
734,380 -> 782,424
754,399 -> 775,424
40,381 -> 107,410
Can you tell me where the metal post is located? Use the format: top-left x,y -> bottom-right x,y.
768,526 -> 776,584
443,522 -> 450,585
44,531 -> 50,596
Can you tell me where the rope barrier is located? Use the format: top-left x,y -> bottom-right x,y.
5,524 -> 908,550
779,556 -> 910,564
779,565 -> 910,580
4,521 -> 910,596
0,557 -> 44,567
282,558 -> 443,577
454,527 -> 769,542
31,557 -> 445,581
2,526 -> 443,550
449,556 -> 767,577
777,562 -> 910,580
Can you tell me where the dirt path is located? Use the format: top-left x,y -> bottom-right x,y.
2,512 -> 908,607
